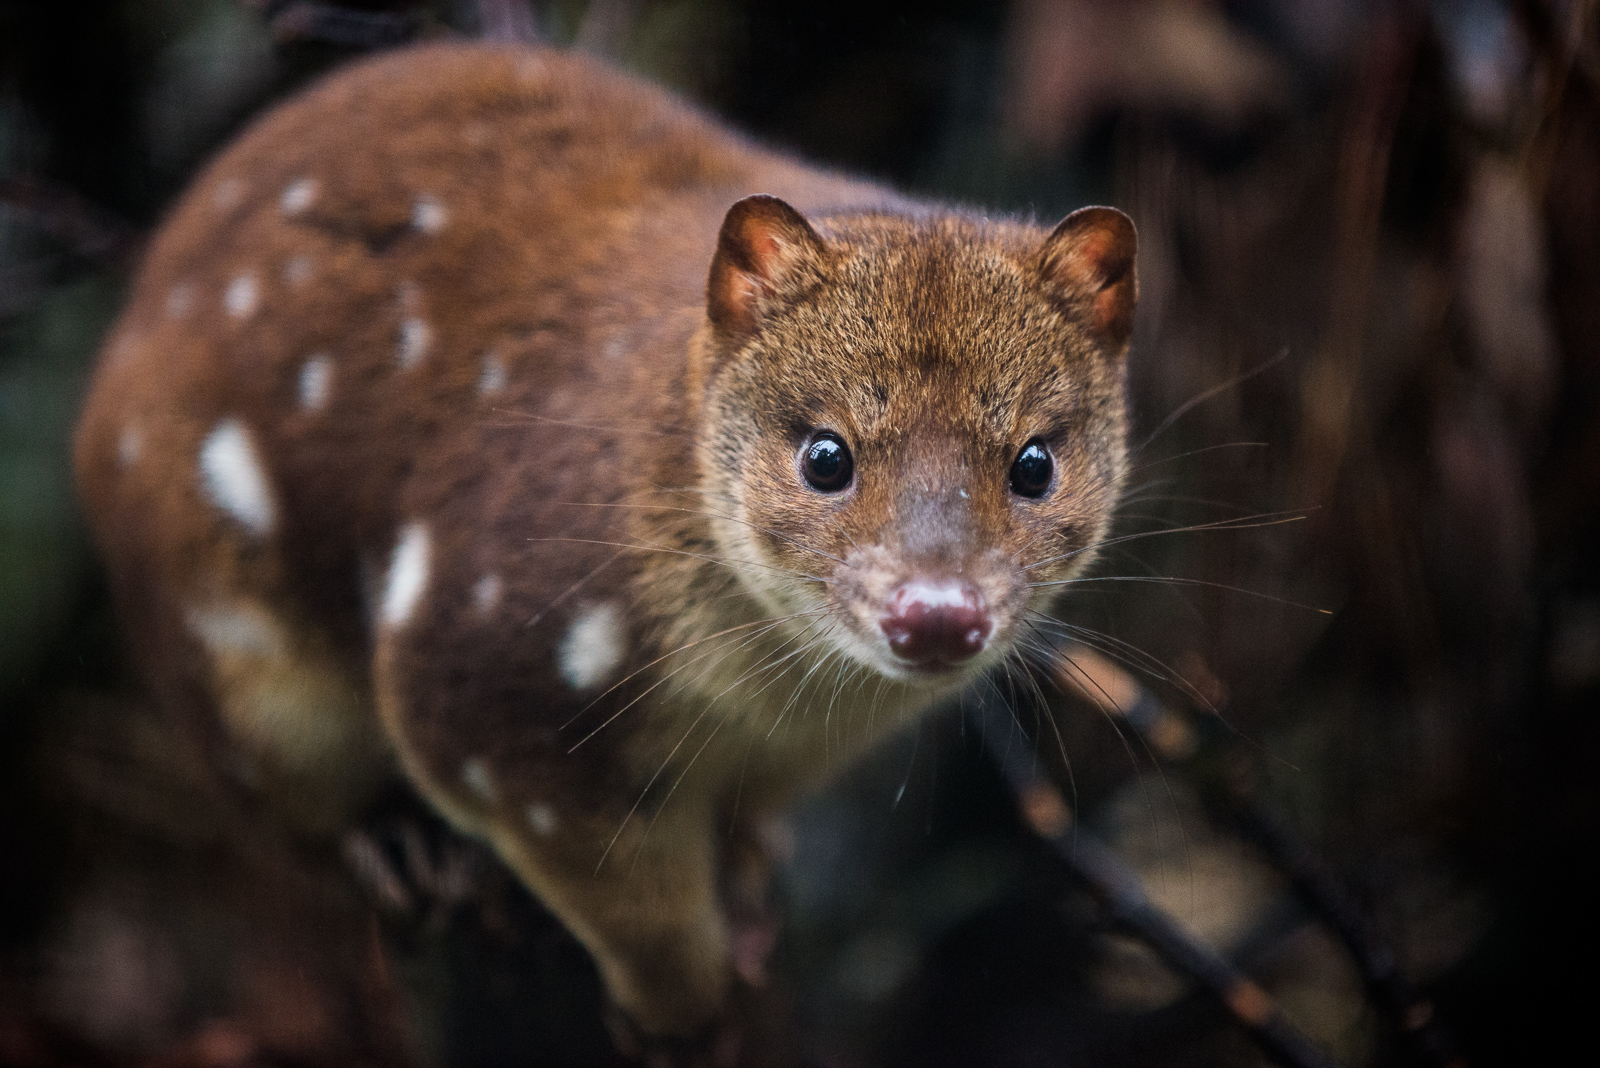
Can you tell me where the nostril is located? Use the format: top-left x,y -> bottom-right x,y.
880,581 -> 992,668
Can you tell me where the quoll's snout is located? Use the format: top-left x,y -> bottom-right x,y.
880,579 -> 993,670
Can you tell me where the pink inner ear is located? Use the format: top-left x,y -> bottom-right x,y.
1076,231 -> 1116,283
712,264 -> 762,332
1041,207 -> 1136,343
746,229 -> 784,280
1093,279 -> 1130,336
707,195 -> 823,339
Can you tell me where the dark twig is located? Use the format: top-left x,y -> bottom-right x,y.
979,698 -> 1341,1068
1233,800 -> 1467,1068
1051,643 -> 1468,1068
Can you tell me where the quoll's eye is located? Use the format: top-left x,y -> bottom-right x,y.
1009,439 -> 1054,498
801,431 -> 854,493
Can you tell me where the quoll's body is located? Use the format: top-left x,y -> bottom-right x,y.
75,43 -> 1136,1047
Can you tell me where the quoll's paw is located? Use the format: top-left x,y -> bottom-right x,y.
340,810 -> 487,933
604,999 -> 745,1068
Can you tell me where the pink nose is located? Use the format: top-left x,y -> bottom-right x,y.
880,581 -> 992,669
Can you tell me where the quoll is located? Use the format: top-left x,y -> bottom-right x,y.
74,41 -> 1136,1055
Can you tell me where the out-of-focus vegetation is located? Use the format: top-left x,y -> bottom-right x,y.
2,2 -> 1596,1066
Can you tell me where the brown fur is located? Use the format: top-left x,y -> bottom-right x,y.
74,42 -> 1135,1044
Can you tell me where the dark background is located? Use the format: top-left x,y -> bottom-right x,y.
2,1 -> 1596,1065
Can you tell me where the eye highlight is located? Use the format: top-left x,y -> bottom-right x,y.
1009,439 -> 1053,498
800,431 -> 854,492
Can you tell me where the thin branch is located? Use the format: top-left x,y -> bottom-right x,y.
978,698 -> 1341,1068
1045,642 -> 1468,1068
1233,800 -> 1467,1068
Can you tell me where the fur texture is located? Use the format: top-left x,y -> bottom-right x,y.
74,42 -> 1136,1043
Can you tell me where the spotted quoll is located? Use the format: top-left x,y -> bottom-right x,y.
74,41 -> 1136,1054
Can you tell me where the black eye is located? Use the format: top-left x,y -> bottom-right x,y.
1009,439 -> 1053,498
801,431 -> 854,492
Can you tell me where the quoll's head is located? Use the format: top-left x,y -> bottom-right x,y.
697,195 -> 1136,687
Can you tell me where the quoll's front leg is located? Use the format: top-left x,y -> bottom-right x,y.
369,550 -> 742,1050
484,796 -> 736,1041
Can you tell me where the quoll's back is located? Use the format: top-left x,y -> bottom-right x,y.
75,41 -> 1136,1056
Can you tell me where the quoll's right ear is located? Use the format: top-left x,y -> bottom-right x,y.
1037,206 -> 1138,349
706,195 -> 827,343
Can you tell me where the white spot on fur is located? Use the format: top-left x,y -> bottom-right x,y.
185,602 -> 286,658
381,523 -> 430,629
558,602 -> 626,691
478,353 -> 506,395
473,573 -> 503,616
199,419 -> 277,536
526,803 -> 558,837
280,177 -> 318,216
394,282 -> 430,369
398,318 -> 431,369
298,354 -> 332,411
213,178 -> 245,210
412,195 -> 447,234
117,426 -> 142,467
224,273 -> 259,319
461,758 -> 496,802
283,255 -> 314,286
165,283 -> 193,319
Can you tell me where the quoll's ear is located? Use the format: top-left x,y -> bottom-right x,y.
707,195 -> 827,341
1037,206 -> 1138,348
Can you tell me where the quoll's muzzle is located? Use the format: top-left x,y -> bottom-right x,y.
880,579 -> 993,669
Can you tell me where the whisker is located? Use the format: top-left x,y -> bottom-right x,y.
1039,628 -> 1198,895
1048,641 -> 1177,841
1133,346 -> 1290,454
999,644 -> 1077,812
1117,492 -> 1271,514
1021,511 -> 1311,573
560,607 -> 817,730
596,618 -> 831,873
1027,573 -> 1332,616
525,547 -> 631,629
563,609 -> 824,742
1025,616 -> 1254,756
622,619 -> 834,867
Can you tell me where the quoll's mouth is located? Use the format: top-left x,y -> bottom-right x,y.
879,579 -> 994,673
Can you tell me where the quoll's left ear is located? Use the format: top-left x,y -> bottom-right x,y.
1037,206 -> 1138,348
707,195 -> 828,342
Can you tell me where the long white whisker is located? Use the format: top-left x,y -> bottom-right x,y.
1027,574 -> 1332,616
1021,512 -> 1311,574
565,611 -> 823,746
624,619 -> 833,866
1132,346 -> 1290,454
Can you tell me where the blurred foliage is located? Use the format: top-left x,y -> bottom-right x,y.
0,279 -> 114,700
